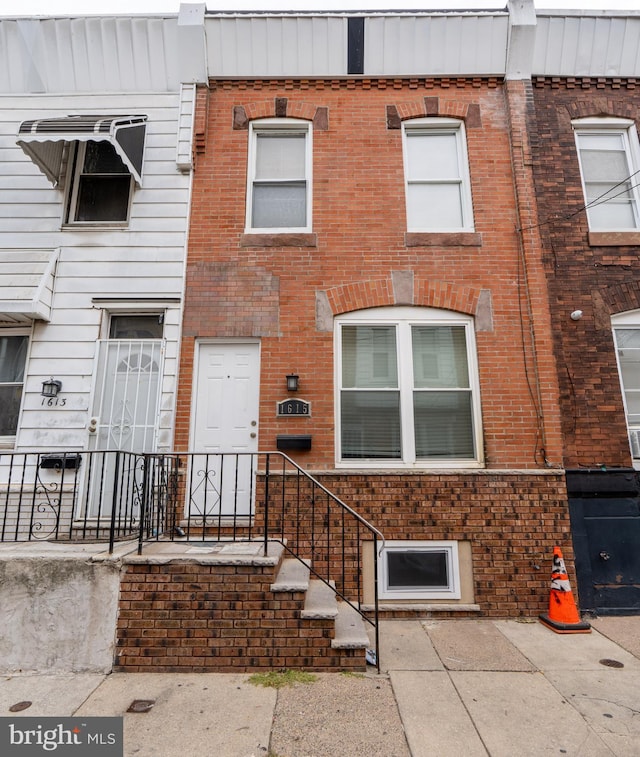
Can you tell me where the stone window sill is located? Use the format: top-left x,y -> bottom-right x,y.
589,231 -> 640,247
240,233 -> 317,248
405,232 -> 482,247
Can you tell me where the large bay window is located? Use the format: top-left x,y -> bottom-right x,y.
336,307 -> 483,467
574,118 -> 640,231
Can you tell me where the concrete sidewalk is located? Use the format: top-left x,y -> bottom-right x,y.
2,617 -> 639,756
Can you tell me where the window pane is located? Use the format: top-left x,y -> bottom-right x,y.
615,329 -> 640,349
110,315 -> 163,339
255,134 -> 306,180
0,385 -> 23,436
414,390 -> 475,458
407,183 -> 463,229
0,335 -> 27,437
341,391 -> 401,459
387,550 -> 448,589
581,149 -> 628,183
412,325 -> 469,388
75,175 -> 131,221
0,336 -> 27,383
406,132 -> 459,180
83,141 -> 128,174
252,183 -> 306,228
342,326 -> 398,388
587,198 -> 636,229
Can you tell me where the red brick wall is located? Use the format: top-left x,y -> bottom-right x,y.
531,78 -> 640,468
176,77 -> 564,471
115,562 -> 365,672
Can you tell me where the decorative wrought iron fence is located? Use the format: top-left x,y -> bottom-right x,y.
0,449 -> 382,668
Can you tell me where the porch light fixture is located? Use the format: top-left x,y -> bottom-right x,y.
41,377 -> 62,398
286,373 -> 299,392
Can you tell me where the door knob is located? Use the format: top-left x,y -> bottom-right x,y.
599,551 -> 611,561
250,432 -> 256,438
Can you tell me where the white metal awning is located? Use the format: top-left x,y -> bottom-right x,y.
0,249 -> 59,324
16,115 -> 147,187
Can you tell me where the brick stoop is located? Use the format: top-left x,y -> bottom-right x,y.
114,541 -> 369,673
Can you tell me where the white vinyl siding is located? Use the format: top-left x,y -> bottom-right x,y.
2,93 -> 189,451
574,119 -> 640,231
336,307 -> 483,468
403,118 -> 474,232
246,119 -> 312,233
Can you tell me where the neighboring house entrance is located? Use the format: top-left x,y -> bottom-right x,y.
190,341 -> 260,517
87,315 -> 165,518
567,469 -> 640,615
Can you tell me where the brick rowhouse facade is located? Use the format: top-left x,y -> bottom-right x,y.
172,76 -> 569,619
531,78 -> 640,469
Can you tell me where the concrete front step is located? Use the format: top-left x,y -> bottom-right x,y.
332,601 -> 371,650
301,578 -> 338,620
270,557 -> 310,593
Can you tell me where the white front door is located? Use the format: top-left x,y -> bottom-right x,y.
190,342 -> 260,517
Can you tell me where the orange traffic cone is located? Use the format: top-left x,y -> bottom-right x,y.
539,546 -> 591,634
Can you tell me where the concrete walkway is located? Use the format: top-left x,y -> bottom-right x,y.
1,617 -> 639,756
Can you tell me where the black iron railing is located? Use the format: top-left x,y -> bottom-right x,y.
0,449 -> 382,668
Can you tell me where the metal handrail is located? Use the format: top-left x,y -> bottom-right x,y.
0,448 -> 383,670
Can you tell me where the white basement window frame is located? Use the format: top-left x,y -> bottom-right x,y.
245,118 -> 312,233
573,117 -> 640,231
402,117 -> 474,232
379,541 -> 461,600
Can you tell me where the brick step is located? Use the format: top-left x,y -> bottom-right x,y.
115,541 -> 368,673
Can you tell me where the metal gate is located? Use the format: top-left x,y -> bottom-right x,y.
567,469 -> 640,615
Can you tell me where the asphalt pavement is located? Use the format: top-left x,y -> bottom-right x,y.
1,617 -> 639,756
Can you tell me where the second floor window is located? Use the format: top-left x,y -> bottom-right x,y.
574,118 -> 640,231
246,119 -> 312,233
66,140 -> 133,224
402,118 -> 474,232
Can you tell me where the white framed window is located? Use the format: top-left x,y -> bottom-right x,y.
573,118 -> 640,231
66,140 -> 133,224
379,541 -> 461,600
402,118 -> 474,232
612,311 -> 640,465
0,331 -> 29,444
335,306 -> 483,468
246,118 -> 312,233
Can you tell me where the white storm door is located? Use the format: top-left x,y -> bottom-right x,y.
191,342 -> 260,517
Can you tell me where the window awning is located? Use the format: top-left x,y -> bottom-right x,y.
0,249 -> 59,324
17,115 -> 147,187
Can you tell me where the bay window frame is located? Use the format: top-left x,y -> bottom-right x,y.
335,306 -> 483,469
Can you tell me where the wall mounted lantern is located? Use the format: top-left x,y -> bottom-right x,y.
41,378 -> 62,398
286,374 -> 299,392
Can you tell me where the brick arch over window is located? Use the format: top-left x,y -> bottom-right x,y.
325,276 -> 481,316
600,282 -> 640,316
233,99 -> 328,130
386,98 -> 481,129
566,100 -> 638,122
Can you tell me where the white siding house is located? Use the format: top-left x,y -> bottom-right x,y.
0,9 -> 201,456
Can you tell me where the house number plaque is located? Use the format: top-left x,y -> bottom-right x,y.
277,399 -> 311,417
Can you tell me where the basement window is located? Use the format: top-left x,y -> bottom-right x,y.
379,541 -> 461,600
